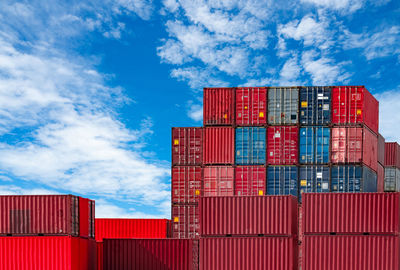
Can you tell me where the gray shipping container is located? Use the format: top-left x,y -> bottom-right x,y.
268,87 -> 298,125
384,167 -> 400,192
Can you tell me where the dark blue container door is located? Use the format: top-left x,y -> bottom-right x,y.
315,127 -> 330,163
299,87 -> 331,125
300,128 -> 314,164
267,166 -> 298,197
236,128 -> 250,164
299,166 -> 330,202
236,127 -> 265,165
300,127 -> 330,164
331,165 -> 377,192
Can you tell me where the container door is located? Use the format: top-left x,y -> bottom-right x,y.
236,88 -> 250,125
300,127 -> 314,164
268,87 -> 281,124
315,127 -> 330,164
79,197 -> 89,238
235,128 -> 250,164
251,87 -> 267,125
251,127 -> 266,164
316,87 -> 331,124
172,128 -> 186,165
299,87 -> 314,124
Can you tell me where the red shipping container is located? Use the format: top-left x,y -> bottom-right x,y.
303,235 -> 400,270
172,204 -> 199,239
203,87 -> 235,126
95,219 -> 169,242
331,86 -> 379,134
203,127 -> 234,164
172,166 -> 202,204
303,193 -> 400,234
331,127 -> 378,172
103,239 -> 198,270
199,196 -> 298,236
0,195 -> 94,238
267,126 -> 298,165
200,237 -> 298,270
377,133 -> 385,165
377,163 -> 385,192
385,142 -> 400,168
298,205 -> 303,243
236,87 -> 267,125
97,242 -> 103,270
203,166 -> 234,196
172,127 -> 202,165
0,236 -> 96,270
235,166 -> 266,196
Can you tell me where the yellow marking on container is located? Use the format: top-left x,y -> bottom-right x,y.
174,217 -> 179,222
357,109 -> 362,115
224,114 -> 227,119
300,180 -> 307,186
174,139 -> 179,145
258,190 -> 264,196
244,106 -> 248,109
195,190 -> 200,196
259,112 -> 264,117
301,101 -> 308,107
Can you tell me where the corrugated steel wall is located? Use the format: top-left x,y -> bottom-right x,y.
236,87 -> 267,125
377,163 -> 384,192
377,133 -> 385,165
235,127 -> 266,165
203,127 -> 234,164
268,87 -> 298,125
385,142 -> 400,168
299,86 -> 331,125
204,88 -> 235,126
235,166 -> 266,196
172,166 -> 202,204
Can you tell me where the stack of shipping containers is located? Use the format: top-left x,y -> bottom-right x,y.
384,142 -> 400,192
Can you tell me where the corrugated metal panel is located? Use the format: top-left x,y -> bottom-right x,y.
299,127 -> 330,164
203,166 -> 234,196
267,126 -> 298,165
203,127 -> 234,164
104,239 -> 199,270
331,86 -> 379,134
172,127 -> 203,166
0,236 -> 96,270
377,162 -> 384,192
303,235 -> 400,270
172,204 -> 199,239
235,166 -> 266,196
299,166 -> 330,202
199,196 -> 298,236
303,193 -> 400,234
95,219 -> 169,242
331,127 -> 378,172
384,167 -> 400,192
385,142 -> 400,168
331,165 -> 377,192
377,133 -> 385,165
172,166 -> 202,204
236,87 -> 267,125
268,87 -> 298,125
97,242 -> 103,270
299,86 -> 331,125
235,127 -> 266,165
200,237 -> 298,270
204,88 -> 235,126
267,166 -> 298,197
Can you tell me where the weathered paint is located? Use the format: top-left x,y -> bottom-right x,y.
268,87 -> 299,125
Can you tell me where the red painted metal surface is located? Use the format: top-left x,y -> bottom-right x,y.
303,193 -> 400,234
303,235 -> 400,270
172,204 -> 199,239
200,237 -> 298,270
331,86 -> 379,134
235,166 -> 266,196
298,205 -> 303,243
267,126 -> 298,165
203,166 -> 234,196
385,142 -> 400,168
172,127 -> 202,165
0,195 -> 94,238
204,88 -> 235,126
97,242 -> 103,270
377,163 -> 385,192
331,127 -> 378,172
104,239 -> 199,270
95,219 -> 169,242
236,87 -> 267,125
0,236 -> 96,270
199,196 -> 298,236
203,127 -> 235,164
377,133 -> 385,165
172,166 -> 202,204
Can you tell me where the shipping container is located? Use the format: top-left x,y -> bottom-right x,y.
172,204 -> 199,239
203,166 -> 234,196
385,142 -> 400,168
235,127 -> 266,165
331,127 -> 378,172
199,196 -> 298,236
203,127 -> 234,164
299,86 -> 331,125
302,235 -> 400,270
104,239 -> 198,270
236,87 -> 267,125
377,133 -> 385,165
377,162 -> 384,192
267,126 -> 298,165
267,166 -> 298,197
200,237 -> 298,270
303,193 -> 400,234
204,88 -> 235,126
235,166 -> 266,196
172,127 -> 202,166
299,127 -> 330,164
385,167 -> 400,192
0,236 -> 96,270
172,166 -> 202,204
97,242 -> 103,270
299,166 -> 330,202
298,205 -> 303,243
95,219 -> 169,242
332,86 -> 379,134
331,165 -> 377,192
0,195 -> 94,238
268,87 -> 298,125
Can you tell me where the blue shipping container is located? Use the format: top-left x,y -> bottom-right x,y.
267,166 -> 298,197
299,166 -> 330,202
331,165 -> 377,193
299,86 -> 331,125
236,127 -> 266,165
299,127 -> 330,164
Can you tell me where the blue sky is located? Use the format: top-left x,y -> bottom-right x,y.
0,0 -> 399,218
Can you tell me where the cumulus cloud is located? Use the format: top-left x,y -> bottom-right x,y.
300,0 -> 364,12
171,67 -> 228,90
376,88 -> 400,142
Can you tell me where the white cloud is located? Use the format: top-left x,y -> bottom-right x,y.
187,104 -> 203,122
376,88 -> 400,142
279,56 -> 302,85
300,0 -> 364,12
0,185 -> 59,196
171,66 -> 228,90
96,199 -> 170,218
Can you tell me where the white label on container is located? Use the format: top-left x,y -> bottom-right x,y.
316,172 -> 323,178
323,104 -> 330,110
274,132 -> 281,138
322,183 -> 329,189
